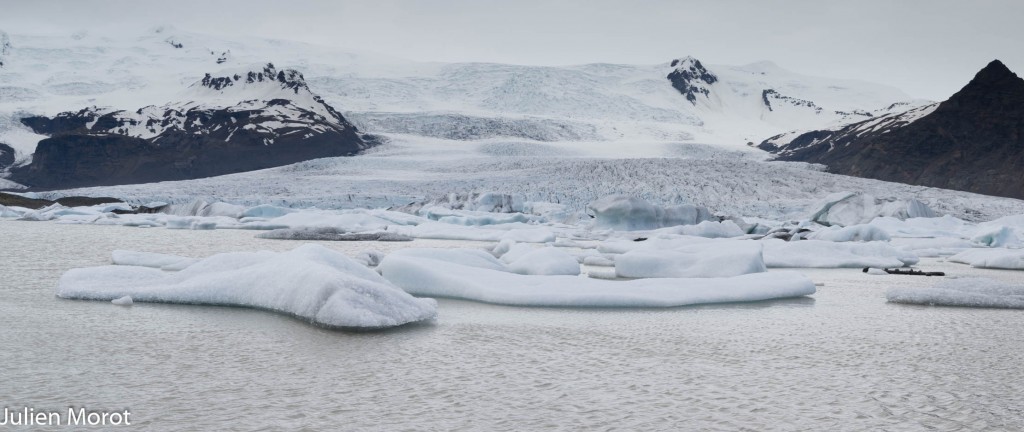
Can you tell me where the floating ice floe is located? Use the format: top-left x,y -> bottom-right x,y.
378,248 -> 815,307
615,241 -> 766,278
0,204 -> 27,218
806,224 -> 891,242
889,237 -> 975,257
390,222 -> 555,243
947,249 -> 1024,270
597,235 -> 717,254
505,247 -> 581,276
887,277 -> 1024,308
587,195 -> 714,231
868,215 -> 972,238
762,239 -> 919,268
57,244 -> 438,329
971,226 -> 1021,248
256,227 -> 412,241
419,206 -> 538,226
809,192 -> 937,227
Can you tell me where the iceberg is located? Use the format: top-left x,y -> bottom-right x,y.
378,249 -> 815,307
762,239 -> 918,268
587,195 -> 714,231
615,241 -> 765,278
809,192 -> 937,227
807,224 -> 891,242
390,222 -> 554,243
887,277 -> 1024,308
971,226 -> 1021,248
505,247 -> 581,276
947,249 -> 1024,270
256,227 -> 412,242
57,244 -> 438,329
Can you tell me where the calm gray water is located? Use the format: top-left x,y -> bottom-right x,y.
2,221 -> 1023,431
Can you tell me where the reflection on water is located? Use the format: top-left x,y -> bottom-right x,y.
1,221 -> 1023,431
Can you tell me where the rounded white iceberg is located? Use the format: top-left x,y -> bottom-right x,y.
57,244 -> 438,329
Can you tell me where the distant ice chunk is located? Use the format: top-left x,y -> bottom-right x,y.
587,195 -> 714,231
616,241 -> 765,278
240,204 -> 296,219
887,277 -> 1024,308
597,235 -> 716,255
762,239 -> 918,268
58,244 -> 437,329
164,200 -> 245,218
420,206 -> 535,226
111,250 -> 199,271
807,224 -> 891,242
0,204 -> 25,218
948,249 -> 1024,270
378,251 -> 815,307
869,215 -> 971,238
111,295 -> 133,306
664,220 -> 745,238
391,222 -> 554,243
389,248 -> 510,272
256,227 -> 412,241
810,192 -> 937,227
506,247 -> 581,276
971,226 -> 1021,248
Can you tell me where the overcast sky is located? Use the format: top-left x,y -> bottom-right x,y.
3,0 -> 1021,100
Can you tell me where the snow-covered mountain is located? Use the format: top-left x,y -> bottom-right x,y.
9,63 -> 374,189
0,27 -> 927,168
758,60 -> 1024,200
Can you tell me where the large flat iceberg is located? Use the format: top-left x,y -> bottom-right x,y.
378,249 -> 815,307
887,277 -> 1024,309
57,244 -> 438,329
947,249 -> 1024,270
762,239 -> 919,268
615,241 -> 766,278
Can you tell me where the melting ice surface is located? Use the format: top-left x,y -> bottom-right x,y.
57,244 -> 438,329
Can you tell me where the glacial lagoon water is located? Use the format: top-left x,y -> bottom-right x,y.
2,221 -> 1023,431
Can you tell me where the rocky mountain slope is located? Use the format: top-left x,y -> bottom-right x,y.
8,63 -> 376,189
758,60 -> 1024,199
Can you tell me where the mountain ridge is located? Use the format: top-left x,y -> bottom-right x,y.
758,60 -> 1024,199
8,63 -> 376,189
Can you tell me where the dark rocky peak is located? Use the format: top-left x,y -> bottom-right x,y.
941,59 -> 1024,112
198,63 -> 309,95
20,106 -> 108,135
667,56 -> 718,104
0,142 -> 14,170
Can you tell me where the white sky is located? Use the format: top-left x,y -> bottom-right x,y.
2,0 -> 1021,100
